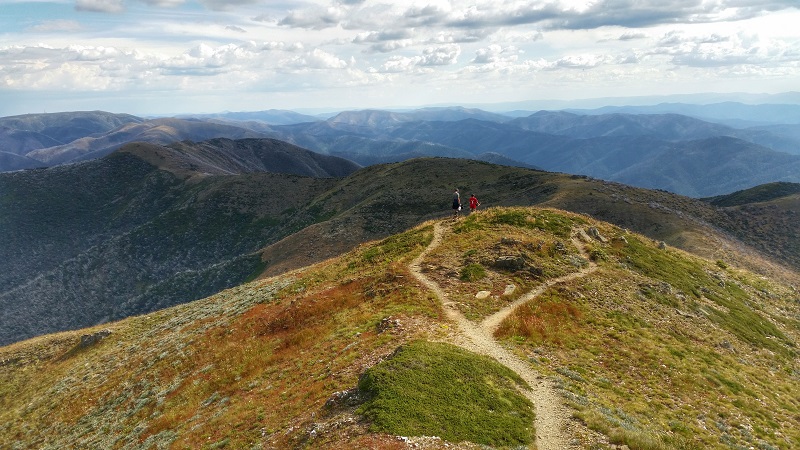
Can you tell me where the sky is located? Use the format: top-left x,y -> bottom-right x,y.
1,0 -> 799,116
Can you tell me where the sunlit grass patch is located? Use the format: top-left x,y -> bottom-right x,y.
356,341 -> 534,447
486,207 -> 584,238
496,287 -> 583,347
611,234 -> 793,356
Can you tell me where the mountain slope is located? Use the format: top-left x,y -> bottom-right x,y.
5,109 -> 798,197
0,151 -> 45,171
24,118 -> 268,166
326,106 -> 509,131
127,138 -> 361,178
612,136 -> 800,197
0,111 -> 143,156
177,109 -> 318,125
703,182 -> 800,271
1,208 -> 797,449
2,154 -> 797,346
0,147 -> 346,345
510,111 -> 736,140
704,181 -> 800,207
270,116 -> 800,196
571,101 -> 800,127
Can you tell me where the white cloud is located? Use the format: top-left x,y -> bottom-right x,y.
365,40 -> 414,53
352,29 -> 414,53
617,32 -> 648,41
377,56 -> 420,73
279,4 -> 348,29
419,44 -> 460,66
552,53 -> 613,69
2,0 -> 800,115
376,43 -> 460,72
352,29 -> 413,44
472,44 -> 519,64
292,48 -> 349,69
198,0 -> 259,12
0,41 -> 329,91
75,0 -> 124,13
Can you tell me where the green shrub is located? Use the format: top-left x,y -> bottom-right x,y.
460,263 -> 486,281
356,341 -> 535,447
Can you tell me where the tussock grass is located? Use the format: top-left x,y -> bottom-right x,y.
430,207 -> 587,320
460,263 -> 487,281
498,288 -> 583,347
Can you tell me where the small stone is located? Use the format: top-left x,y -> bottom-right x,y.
475,291 -> 491,299
79,329 -> 111,349
503,284 -> 516,296
587,227 -> 608,243
576,229 -> 592,243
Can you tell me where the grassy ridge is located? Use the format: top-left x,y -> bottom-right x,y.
1,207 -> 797,449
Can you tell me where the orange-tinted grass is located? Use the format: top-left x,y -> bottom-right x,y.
256,278 -> 368,338
496,288 -> 583,346
141,276 -> 413,448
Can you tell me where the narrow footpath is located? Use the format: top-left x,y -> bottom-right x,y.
409,221 -> 598,450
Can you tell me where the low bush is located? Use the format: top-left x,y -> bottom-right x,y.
356,341 -> 535,447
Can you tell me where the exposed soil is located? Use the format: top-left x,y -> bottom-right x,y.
410,220 -> 599,450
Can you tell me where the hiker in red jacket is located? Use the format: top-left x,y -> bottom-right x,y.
469,193 -> 480,213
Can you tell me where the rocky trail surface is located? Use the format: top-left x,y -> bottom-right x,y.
410,220 -> 599,450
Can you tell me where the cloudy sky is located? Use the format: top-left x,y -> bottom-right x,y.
1,0 -> 799,116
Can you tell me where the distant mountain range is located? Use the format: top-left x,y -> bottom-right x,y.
2,103 -> 800,197
566,101 -> 800,127
269,111 -> 800,197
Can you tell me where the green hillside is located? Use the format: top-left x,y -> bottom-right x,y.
1,207 -> 796,449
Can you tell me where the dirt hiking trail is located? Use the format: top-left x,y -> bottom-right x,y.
409,221 -> 598,450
